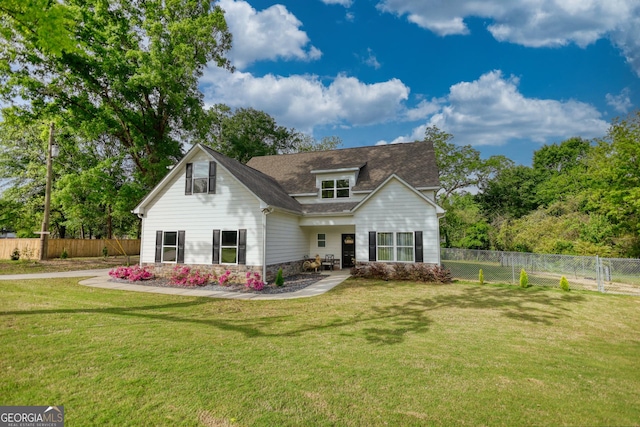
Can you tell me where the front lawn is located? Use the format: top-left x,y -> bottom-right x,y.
0,256 -> 139,275
1,278 -> 639,426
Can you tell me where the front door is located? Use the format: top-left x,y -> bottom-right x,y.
342,234 -> 356,268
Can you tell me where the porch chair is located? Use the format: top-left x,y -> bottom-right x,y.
321,254 -> 335,271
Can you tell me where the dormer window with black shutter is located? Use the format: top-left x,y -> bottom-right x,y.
185,161 -> 216,195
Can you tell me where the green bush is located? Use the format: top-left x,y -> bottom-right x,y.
519,269 -> 529,288
559,276 -> 570,291
10,248 -> 20,261
60,248 -> 68,259
275,268 -> 284,286
479,269 -> 484,285
102,246 -> 109,258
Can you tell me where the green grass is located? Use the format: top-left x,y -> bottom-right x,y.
0,256 -> 138,275
2,278 -> 640,426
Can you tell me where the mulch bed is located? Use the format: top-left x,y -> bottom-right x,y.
110,273 -> 329,294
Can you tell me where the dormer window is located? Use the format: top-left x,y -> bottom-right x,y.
321,179 -> 350,199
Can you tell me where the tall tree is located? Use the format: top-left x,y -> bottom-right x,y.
0,0 -> 233,188
587,111 -> 640,256
207,107 -> 297,163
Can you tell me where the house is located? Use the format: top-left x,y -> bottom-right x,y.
133,141 -> 444,280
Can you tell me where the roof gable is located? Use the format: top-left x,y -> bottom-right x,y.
134,144 -> 302,214
246,141 -> 440,195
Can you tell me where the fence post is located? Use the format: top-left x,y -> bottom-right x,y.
596,255 -> 604,293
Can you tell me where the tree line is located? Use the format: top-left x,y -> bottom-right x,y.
433,112 -> 640,258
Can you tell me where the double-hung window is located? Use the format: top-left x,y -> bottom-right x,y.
185,161 -> 216,195
221,231 -> 238,264
155,230 -> 185,263
376,232 -> 414,262
321,179 -> 350,199
317,233 -> 326,248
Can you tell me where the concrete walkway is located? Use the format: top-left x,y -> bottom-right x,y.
0,268 -> 351,300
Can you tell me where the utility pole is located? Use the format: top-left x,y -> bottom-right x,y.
39,122 -> 55,261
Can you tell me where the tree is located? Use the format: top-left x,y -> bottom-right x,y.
0,0 -> 233,188
427,125 -> 513,199
477,165 -> 540,221
586,111 -> 640,256
0,0 -> 77,55
200,104 -> 343,161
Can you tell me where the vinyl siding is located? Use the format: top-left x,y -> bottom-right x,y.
265,211 -> 308,265
140,152 -> 263,265
353,178 -> 440,264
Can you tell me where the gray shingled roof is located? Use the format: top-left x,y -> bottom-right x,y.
246,141 -> 440,195
200,146 -> 303,213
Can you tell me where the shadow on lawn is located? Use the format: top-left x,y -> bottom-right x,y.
0,284 -> 585,346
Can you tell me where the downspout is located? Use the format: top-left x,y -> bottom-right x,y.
261,207 -> 273,281
135,209 -> 145,266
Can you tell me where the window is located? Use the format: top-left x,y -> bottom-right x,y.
185,161 -> 216,195
155,230 -> 184,263
376,232 -> 414,262
163,231 -> 178,262
192,162 -> 209,193
321,179 -> 350,199
317,233 -> 326,248
221,230 -> 238,264
396,232 -> 414,262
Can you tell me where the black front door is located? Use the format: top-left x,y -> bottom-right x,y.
342,234 -> 356,268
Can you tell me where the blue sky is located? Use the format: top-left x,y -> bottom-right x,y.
201,0 -> 640,165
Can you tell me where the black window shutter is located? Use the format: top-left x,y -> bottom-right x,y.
208,162 -> 216,194
238,229 -> 247,265
155,230 -> 163,262
369,231 -> 377,262
212,230 -> 220,264
185,163 -> 193,195
177,230 -> 185,263
415,231 -> 423,263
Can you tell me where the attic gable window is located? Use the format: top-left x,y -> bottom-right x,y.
321,179 -> 350,199
185,161 -> 216,195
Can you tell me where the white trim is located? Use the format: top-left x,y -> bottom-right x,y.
290,192 -> 318,197
311,167 -> 361,174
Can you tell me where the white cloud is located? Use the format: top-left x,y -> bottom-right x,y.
379,70 -> 609,146
320,0 -> 353,6
201,68 -> 410,131
218,0 -> 321,69
362,48 -> 381,69
606,88 -> 633,114
376,0 -> 640,75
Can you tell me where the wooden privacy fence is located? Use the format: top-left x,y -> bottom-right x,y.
0,238 -> 140,260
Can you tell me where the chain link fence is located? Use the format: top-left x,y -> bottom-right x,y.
441,248 -> 640,296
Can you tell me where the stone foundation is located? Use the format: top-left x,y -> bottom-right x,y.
142,260 -> 307,283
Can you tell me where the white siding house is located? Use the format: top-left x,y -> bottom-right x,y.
134,141 -> 444,280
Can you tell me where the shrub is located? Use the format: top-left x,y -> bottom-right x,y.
519,269 -> 529,288
245,272 -> 265,291
60,248 -> 68,259
170,265 -> 211,287
102,246 -> 109,258
109,265 -> 155,281
559,276 -> 570,291
275,268 -> 284,286
392,263 -> 410,280
218,270 -> 234,286
368,262 -> 391,280
10,248 -> 20,261
351,262 -> 452,284
479,269 -> 485,285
